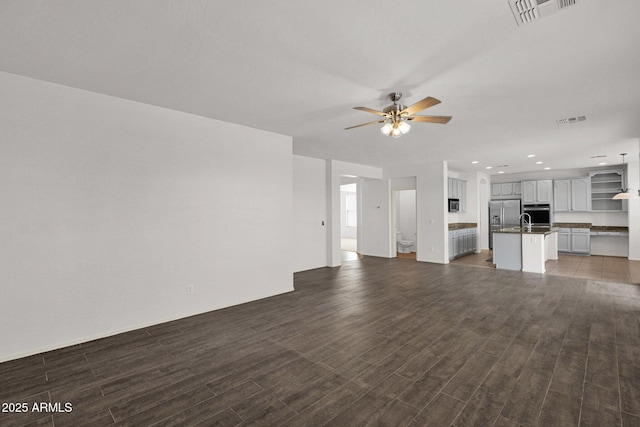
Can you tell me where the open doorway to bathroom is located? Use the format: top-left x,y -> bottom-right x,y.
393,189 -> 417,260
340,182 -> 358,260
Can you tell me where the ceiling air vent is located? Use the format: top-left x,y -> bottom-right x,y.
508,0 -> 579,26
557,115 -> 586,125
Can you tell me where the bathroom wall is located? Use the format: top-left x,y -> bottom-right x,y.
396,190 -> 416,252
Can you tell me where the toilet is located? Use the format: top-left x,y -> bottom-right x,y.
396,232 -> 414,254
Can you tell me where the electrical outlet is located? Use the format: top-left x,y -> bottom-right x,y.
186,285 -> 194,295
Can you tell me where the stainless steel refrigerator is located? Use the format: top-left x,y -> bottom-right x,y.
489,200 -> 522,249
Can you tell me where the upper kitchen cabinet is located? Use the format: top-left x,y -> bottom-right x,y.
590,170 -> 626,211
522,180 -> 552,204
491,182 -> 521,199
448,177 -> 467,212
553,178 -> 590,212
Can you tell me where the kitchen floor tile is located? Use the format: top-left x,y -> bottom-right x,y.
546,268 -> 577,277
601,271 -> 632,283
573,270 -> 603,280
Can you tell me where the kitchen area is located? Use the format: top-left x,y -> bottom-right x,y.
448,167 -> 636,280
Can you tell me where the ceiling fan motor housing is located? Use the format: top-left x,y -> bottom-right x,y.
383,104 -> 406,116
388,92 -> 403,103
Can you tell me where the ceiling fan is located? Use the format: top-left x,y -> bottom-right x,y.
345,92 -> 452,138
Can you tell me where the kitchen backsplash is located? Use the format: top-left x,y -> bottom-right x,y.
553,211 -> 628,227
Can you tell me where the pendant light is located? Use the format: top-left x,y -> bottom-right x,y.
612,153 -> 635,199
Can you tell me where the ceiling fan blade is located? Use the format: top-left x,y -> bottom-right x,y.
407,115 -> 452,124
344,120 -> 386,130
400,97 -> 441,116
353,106 -> 389,117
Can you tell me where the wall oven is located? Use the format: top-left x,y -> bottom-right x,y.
522,204 -> 551,226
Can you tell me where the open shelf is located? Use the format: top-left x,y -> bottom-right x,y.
590,170 -> 625,211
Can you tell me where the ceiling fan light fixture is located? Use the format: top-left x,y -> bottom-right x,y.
397,121 -> 411,135
381,120 -> 410,138
347,92 -> 451,137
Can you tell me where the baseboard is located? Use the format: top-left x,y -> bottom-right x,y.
0,285 -> 294,364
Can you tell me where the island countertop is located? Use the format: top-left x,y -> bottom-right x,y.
492,226 -> 557,235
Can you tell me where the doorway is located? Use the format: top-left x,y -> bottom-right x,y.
393,189 -> 417,260
340,183 -> 358,257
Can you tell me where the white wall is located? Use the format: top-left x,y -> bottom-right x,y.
628,149 -> 640,260
326,160 -> 383,266
416,162 -> 449,263
0,72 -> 293,362
293,155 -> 327,272
359,178 -> 392,257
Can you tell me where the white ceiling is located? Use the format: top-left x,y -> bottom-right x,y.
1,1 -> 639,174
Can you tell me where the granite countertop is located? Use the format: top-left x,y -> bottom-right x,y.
493,226 -> 556,235
552,222 -> 629,232
553,222 -> 592,228
590,226 -> 629,232
448,223 -> 478,230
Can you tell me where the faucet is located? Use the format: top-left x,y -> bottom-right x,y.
519,213 -> 532,232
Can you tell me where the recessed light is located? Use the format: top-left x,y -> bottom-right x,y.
536,161 -> 543,165
544,167 -> 551,170
599,162 -> 607,165
527,154 -> 536,158
498,171 -> 505,174
471,161 -> 479,164
486,166 -> 492,169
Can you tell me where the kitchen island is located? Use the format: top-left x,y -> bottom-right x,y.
493,227 -> 558,273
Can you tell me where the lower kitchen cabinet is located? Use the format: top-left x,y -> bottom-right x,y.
557,227 -> 590,255
448,228 -> 477,260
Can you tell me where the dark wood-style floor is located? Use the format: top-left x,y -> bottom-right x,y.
2,256 -> 640,426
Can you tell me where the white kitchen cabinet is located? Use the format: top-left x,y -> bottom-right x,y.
554,180 -> 571,211
522,180 -> 552,204
571,178 -> 590,211
522,181 -> 537,203
557,230 -> 570,252
491,183 -> 501,198
449,232 -> 455,260
500,183 -> 513,196
571,233 -> 591,254
513,182 -> 521,196
557,227 -> 590,254
536,180 -> 552,203
448,228 -> 477,260
554,178 -> 590,212
449,178 -> 457,199
491,181 -> 522,200
448,178 -> 467,212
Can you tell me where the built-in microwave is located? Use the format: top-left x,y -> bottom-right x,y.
448,198 -> 460,212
